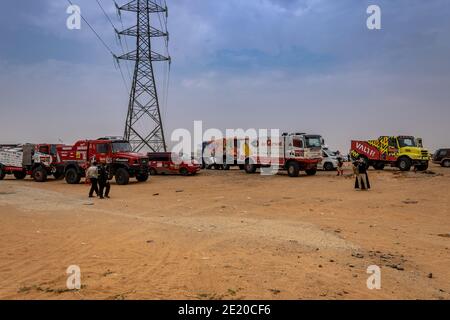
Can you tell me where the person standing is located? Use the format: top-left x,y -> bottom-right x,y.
354,158 -> 371,191
98,164 -> 111,199
336,151 -> 344,176
86,162 -> 99,198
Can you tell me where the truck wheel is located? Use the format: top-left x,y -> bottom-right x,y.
180,167 -> 189,176
287,162 -> 300,177
115,168 -> 130,185
442,160 -> 450,168
415,163 -> 429,171
244,160 -> 257,174
32,167 -> 47,183
0,167 -> 6,180
305,168 -> 317,176
398,157 -> 412,172
373,162 -> 385,170
14,171 -> 27,180
65,168 -> 81,184
149,168 -> 158,176
222,164 -> 231,170
324,162 -> 334,171
136,172 -> 149,182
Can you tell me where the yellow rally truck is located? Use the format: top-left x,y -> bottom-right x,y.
350,136 -> 430,171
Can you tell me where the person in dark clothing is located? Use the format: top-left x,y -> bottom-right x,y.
98,164 -> 111,199
87,162 -> 99,198
354,158 -> 371,190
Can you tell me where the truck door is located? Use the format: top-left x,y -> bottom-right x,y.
386,137 -> 399,161
94,142 -> 110,164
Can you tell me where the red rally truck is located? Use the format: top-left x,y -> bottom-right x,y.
57,137 -> 150,185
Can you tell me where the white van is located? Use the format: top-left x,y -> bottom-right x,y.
318,149 -> 339,171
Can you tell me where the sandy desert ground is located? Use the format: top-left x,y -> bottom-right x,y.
0,164 -> 449,300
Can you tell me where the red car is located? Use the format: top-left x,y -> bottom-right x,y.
148,152 -> 200,176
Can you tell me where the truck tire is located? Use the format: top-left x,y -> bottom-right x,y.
287,162 -> 300,177
373,162 -> 385,170
222,164 -> 231,170
115,168 -> 130,185
32,167 -> 47,182
323,162 -> 334,171
180,167 -> 189,176
398,157 -> 412,172
305,168 -> 317,176
415,163 -> 429,171
65,168 -> 81,184
14,171 -> 27,180
149,168 -> 158,176
442,160 -> 450,168
136,172 -> 149,182
0,166 -> 5,180
244,160 -> 257,174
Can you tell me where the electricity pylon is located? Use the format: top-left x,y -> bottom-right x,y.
116,0 -> 170,152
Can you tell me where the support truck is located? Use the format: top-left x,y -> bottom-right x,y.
57,137 -> 149,185
0,144 -> 64,182
350,136 -> 430,171
243,133 -> 323,177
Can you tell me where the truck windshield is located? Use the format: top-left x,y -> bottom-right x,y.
305,136 -> 322,148
112,142 -> 132,153
398,137 -> 416,148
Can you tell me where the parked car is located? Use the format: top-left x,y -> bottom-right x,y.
433,148 -> 450,167
148,152 -> 201,176
318,149 -> 339,171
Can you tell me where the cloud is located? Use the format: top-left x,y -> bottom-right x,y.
0,0 -> 449,152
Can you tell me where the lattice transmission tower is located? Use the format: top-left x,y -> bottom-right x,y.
116,0 -> 170,152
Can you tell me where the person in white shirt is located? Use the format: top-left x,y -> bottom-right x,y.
86,162 -> 99,198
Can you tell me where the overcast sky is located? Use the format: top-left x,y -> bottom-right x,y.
0,0 -> 449,152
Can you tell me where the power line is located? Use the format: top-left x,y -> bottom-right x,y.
66,0 -> 115,56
